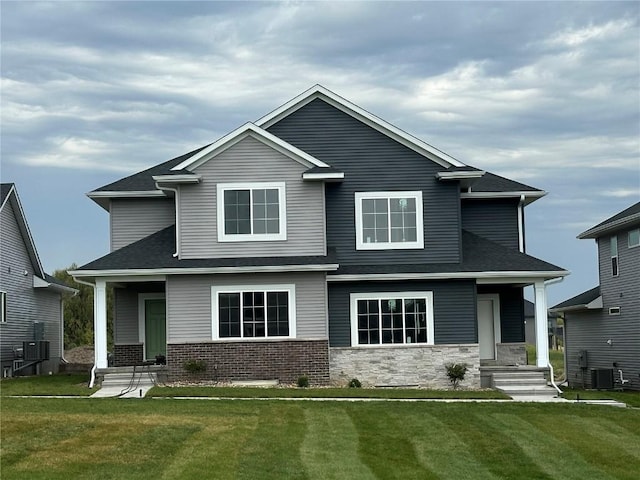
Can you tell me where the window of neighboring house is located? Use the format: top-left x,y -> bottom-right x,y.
0,291 -> 6,323
610,235 -> 619,276
350,292 -> 434,346
212,285 -> 295,339
217,183 -> 286,242
355,191 -> 424,250
629,228 -> 640,248
609,307 -> 621,316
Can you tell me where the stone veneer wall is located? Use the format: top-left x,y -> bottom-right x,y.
167,340 -> 329,385
496,343 -> 527,366
113,344 -> 144,367
330,344 -> 480,389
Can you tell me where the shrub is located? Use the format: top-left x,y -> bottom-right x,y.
348,378 -> 362,388
183,359 -> 207,374
297,375 -> 309,388
445,363 -> 468,389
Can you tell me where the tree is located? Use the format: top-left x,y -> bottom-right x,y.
53,265 -> 114,350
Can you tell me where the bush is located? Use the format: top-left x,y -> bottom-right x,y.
297,375 -> 309,388
445,363 -> 468,389
348,378 -> 362,388
183,359 -> 207,374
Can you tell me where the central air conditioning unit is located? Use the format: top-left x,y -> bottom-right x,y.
23,341 -> 50,362
590,368 -> 614,390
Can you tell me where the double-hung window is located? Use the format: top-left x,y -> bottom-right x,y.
212,285 -> 295,340
217,182 -> 286,242
629,228 -> 639,248
610,235 -> 619,277
355,191 -> 424,250
350,292 -> 434,346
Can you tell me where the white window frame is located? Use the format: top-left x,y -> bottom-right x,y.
628,228 -> 640,248
0,291 -> 6,323
217,182 -> 287,242
610,235 -> 619,277
609,307 -> 621,316
355,191 -> 424,250
350,291 -> 434,347
211,284 -> 296,340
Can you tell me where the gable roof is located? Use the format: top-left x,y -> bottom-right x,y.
255,84 -> 466,169
0,183 -> 45,278
550,286 -> 602,313
578,201 -> 640,239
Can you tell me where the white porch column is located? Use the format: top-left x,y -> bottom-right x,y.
94,279 -> 108,369
534,280 -> 549,368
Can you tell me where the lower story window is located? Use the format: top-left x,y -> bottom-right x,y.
213,285 -> 295,339
350,292 -> 434,346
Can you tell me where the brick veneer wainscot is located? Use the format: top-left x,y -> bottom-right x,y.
167,340 -> 330,385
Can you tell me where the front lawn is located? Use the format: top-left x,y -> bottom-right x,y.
0,374 -> 97,397
561,388 -> 640,408
1,397 -> 638,479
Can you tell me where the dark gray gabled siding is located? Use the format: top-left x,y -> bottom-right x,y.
328,280 -> 477,347
268,99 -> 461,266
461,199 -> 520,251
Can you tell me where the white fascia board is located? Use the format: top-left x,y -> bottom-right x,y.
87,190 -> 166,199
578,214 -> 640,239
461,191 -> 547,205
152,174 -> 201,184
255,85 -> 466,169
586,295 -> 603,309
0,184 -> 14,212
171,123 -> 329,172
327,270 -> 569,282
436,171 -> 485,180
302,172 -> 345,181
69,263 -> 340,278
7,188 -> 46,278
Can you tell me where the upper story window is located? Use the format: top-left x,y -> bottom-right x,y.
217,182 -> 286,242
212,285 -> 296,340
355,191 -> 424,250
0,291 -> 6,323
610,235 -> 619,277
350,292 -> 434,346
629,228 -> 639,248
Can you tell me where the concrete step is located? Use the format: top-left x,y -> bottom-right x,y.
492,372 -> 546,380
496,385 -> 558,396
493,377 -> 548,387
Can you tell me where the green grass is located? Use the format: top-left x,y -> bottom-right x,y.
149,385 -> 509,399
1,397 -> 638,479
561,388 -> 640,408
0,374 -> 97,397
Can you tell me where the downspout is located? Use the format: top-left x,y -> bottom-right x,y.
60,287 -> 80,365
155,181 -> 180,258
73,277 -> 98,388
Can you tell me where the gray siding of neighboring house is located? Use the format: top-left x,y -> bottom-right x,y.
478,285 -> 525,343
110,198 -> 175,251
0,202 -> 62,374
114,288 -> 139,344
178,136 -> 326,259
461,199 -> 520,250
267,98 -> 461,265
564,230 -> 640,390
166,272 -> 328,342
328,280 -> 477,347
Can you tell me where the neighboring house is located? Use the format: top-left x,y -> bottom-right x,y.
551,202 -> 639,391
70,85 -> 567,388
1,183 -> 76,377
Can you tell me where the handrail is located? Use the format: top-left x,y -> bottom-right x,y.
548,363 -> 563,395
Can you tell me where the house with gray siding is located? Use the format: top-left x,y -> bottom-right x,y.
71,85 -> 568,388
1,183 -> 76,377
551,202 -> 639,390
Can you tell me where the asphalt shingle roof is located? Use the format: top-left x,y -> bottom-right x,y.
551,286 -> 601,311
470,172 -> 540,193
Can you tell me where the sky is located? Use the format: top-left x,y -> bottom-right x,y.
1,1 -> 639,306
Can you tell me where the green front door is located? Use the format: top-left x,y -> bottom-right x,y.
145,298 -> 166,360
